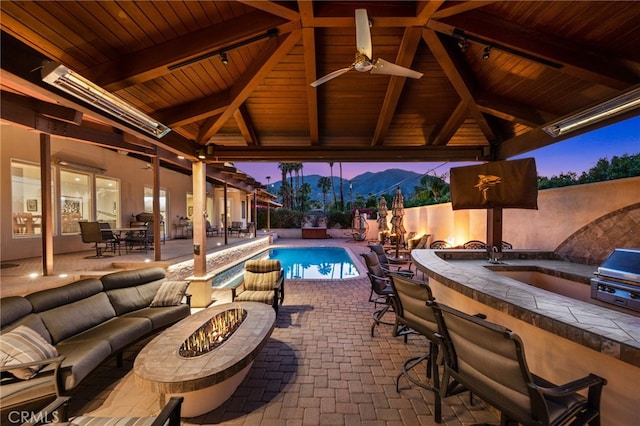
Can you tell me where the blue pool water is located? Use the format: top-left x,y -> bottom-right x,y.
270,247 -> 359,280
211,246 -> 359,288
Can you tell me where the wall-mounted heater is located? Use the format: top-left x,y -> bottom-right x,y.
41,61 -> 171,138
542,86 -> 640,137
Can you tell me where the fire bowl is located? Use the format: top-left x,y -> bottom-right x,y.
134,302 -> 276,417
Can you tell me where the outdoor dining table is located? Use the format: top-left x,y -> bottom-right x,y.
112,227 -> 148,252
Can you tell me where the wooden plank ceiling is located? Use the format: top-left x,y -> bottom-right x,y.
1,0 -> 639,168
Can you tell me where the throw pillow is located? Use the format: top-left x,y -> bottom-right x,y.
0,325 -> 58,380
150,281 -> 189,307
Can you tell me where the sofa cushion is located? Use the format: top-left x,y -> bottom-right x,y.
55,340 -> 112,390
150,281 -> 189,307
122,304 -> 190,330
64,317 -> 152,353
0,326 -> 58,379
100,267 -> 166,291
106,282 -> 162,316
26,279 -> 103,313
0,297 -> 33,329
37,293 -> 116,344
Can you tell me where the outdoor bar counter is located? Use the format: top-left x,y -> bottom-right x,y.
412,249 -> 640,426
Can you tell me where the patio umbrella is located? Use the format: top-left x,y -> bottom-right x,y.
391,187 -> 406,257
377,197 -> 389,243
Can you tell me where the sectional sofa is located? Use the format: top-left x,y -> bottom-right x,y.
0,267 -> 191,416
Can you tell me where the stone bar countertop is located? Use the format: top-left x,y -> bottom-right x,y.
411,249 -> 640,368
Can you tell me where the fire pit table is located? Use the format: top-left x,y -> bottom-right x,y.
134,302 -> 275,417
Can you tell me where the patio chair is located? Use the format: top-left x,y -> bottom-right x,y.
1,354 -> 67,425
98,222 -> 121,255
20,395 -> 183,426
360,252 -> 396,337
389,274 -> 463,424
429,301 -> 607,426
368,243 -> 414,277
78,221 -> 111,258
124,222 -> 152,253
232,259 -> 284,312
206,220 -> 218,237
462,240 -> 486,249
429,240 -> 452,249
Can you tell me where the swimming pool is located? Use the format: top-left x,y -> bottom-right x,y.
270,247 -> 359,280
211,246 -> 359,288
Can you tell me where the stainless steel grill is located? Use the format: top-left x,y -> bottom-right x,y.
591,248 -> 640,312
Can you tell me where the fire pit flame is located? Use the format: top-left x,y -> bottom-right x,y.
179,308 -> 247,357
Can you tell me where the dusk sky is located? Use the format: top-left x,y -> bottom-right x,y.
235,115 -> 639,186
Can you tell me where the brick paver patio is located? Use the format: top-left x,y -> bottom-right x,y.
62,240 -> 498,425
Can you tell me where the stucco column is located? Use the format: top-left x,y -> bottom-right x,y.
188,160 -> 212,308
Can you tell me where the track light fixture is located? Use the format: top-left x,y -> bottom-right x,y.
169,28 -> 278,71
450,29 -> 560,68
220,52 -> 228,65
457,38 -> 469,53
482,45 -> 492,60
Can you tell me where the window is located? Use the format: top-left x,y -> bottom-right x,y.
60,170 -> 91,234
11,160 -> 43,237
241,200 -> 246,219
96,177 -> 120,228
144,186 -> 167,237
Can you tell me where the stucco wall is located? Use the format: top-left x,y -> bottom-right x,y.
0,125 -> 247,261
370,176 -> 640,256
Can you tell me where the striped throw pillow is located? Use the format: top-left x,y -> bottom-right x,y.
150,281 -> 189,307
0,325 -> 58,380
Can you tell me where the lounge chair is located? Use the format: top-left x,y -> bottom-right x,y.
232,259 -> 284,312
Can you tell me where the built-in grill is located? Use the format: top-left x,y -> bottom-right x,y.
591,248 -> 640,313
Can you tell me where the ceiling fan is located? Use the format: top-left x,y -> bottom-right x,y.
311,9 -> 423,87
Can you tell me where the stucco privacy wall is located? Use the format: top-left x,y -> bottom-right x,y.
376,176 -> 639,253
1,125 -> 248,261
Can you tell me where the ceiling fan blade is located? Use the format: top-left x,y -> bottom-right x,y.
355,9 -> 372,59
310,67 -> 352,87
370,58 -> 423,79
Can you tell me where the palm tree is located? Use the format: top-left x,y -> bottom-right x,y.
329,162 -> 337,207
299,182 -> 312,212
278,162 -> 291,209
339,162 -> 344,211
317,176 -> 332,211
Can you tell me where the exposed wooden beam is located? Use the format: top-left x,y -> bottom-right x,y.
415,0 -> 447,23
422,29 -> 497,142
476,92 -> 552,128
197,30 -> 302,143
430,1 -> 497,19
238,1 -> 300,22
155,90 -> 231,127
431,101 -> 467,146
233,104 -> 259,146
427,13 -> 639,89
83,11 -> 290,91
207,145 -> 484,162
302,27 -> 320,145
372,27 -> 423,146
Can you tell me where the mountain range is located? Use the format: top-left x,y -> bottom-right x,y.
268,168 -> 429,202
